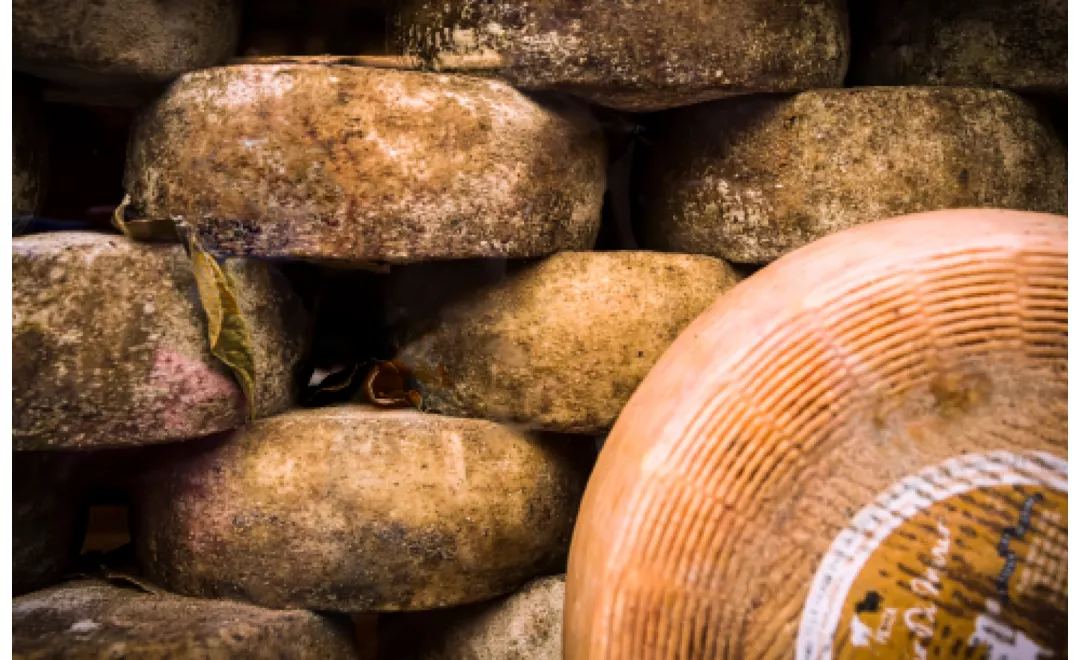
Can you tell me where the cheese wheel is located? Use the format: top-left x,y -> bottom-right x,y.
125,64 -> 606,262
13,232 -> 310,450
565,209 -> 1067,658
12,0 -> 240,88
391,252 -> 741,433
639,88 -> 1067,264
13,580 -> 359,658
13,454 -> 81,595
391,0 -> 848,112
849,0 -> 1067,93
13,76 -> 47,226
133,407 -> 593,611
385,575 -> 565,659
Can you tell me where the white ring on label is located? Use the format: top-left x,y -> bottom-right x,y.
795,450 -> 1067,659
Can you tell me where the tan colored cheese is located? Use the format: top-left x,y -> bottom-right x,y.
13,232 -> 310,450
386,575 -> 565,660
392,0 -> 849,111
133,407 -> 593,611
13,580 -> 359,659
125,64 -> 606,262
849,0 -> 1067,93
391,251 -> 740,434
13,0 -> 240,88
640,87 -> 1067,264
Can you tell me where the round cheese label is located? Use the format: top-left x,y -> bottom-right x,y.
797,450 -> 1066,659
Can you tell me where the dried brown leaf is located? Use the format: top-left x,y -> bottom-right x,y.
188,235 -> 257,421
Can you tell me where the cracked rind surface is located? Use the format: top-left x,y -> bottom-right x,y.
387,575 -> 565,660
132,407 -> 593,611
13,232 -> 310,450
125,64 -> 606,262
13,580 -> 359,659
13,77 -> 47,220
13,454 -> 81,596
849,0 -> 1067,93
391,252 -> 741,434
392,0 -> 849,111
640,87 -> 1068,264
12,0 -> 240,87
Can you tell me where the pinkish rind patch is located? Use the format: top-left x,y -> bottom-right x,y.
150,348 -> 244,436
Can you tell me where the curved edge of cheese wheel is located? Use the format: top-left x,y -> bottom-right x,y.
564,209 -> 1067,658
12,580 -> 360,658
12,0 -> 242,86
392,251 -> 741,434
383,574 -> 565,659
12,232 -> 311,450
639,88 -> 1067,264
391,0 -> 850,112
133,407 -> 594,611
124,64 -> 607,262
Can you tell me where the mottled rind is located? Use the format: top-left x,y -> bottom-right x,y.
393,0 -> 849,111
640,87 -> 1068,264
13,77 -> 47,221
13,580 -> 359,659
133,407 -> 593,611
849,0 -> 1067,93
126,64 -> 606,262
13,454 -> 81,596
13,232 -> 310,450
12,0 -> 240,87
386,575 -> 565,660
391,252 -> 741,433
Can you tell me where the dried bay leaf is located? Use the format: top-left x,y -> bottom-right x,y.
111,194 -> 179,242
188,234 -> 258,421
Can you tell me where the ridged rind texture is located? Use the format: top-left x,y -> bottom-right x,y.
13,580 -> 359,659
133,407 -> 593,611
849,0 -> 1067,93
393,0 -> 849,111
391,252 -> 741,433
126,64 -> 606,262
640,87 -> 1067,264
13,232 -> 310,450
565,209 -> 1067,658
12,0 -> 240,87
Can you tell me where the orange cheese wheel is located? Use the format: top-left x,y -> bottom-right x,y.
565,209 -> 1067,658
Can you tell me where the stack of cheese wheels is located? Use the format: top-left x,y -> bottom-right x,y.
565,209 -> 1066,658
391,0 -> 849,111
124,64 -> 606,263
